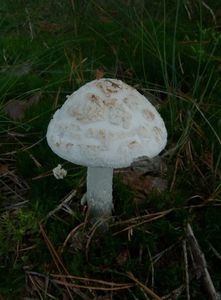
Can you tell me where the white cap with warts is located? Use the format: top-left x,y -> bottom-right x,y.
46,78 -> 167,168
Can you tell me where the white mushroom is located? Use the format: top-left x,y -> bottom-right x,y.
52,164 -> 67,179
46,78 -> 167,226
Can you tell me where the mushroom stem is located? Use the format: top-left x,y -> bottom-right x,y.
86,167 -> 113,224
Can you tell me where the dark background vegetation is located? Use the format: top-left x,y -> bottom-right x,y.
0,0 -> 221,299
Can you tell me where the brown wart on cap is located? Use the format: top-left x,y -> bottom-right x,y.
46,78 -> 167,228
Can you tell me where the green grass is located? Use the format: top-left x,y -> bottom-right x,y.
0,0 -> 221,299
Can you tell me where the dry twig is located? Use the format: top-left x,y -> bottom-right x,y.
161,284 -> 185,299
111,209 -> 173,236
41,190 -> 76,223
182,239 -> 190,300
51,275 -> 133,291
127,272 -> 162,300
187,223 -> 218,300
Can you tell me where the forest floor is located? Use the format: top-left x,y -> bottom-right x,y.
0,1 -> 221,299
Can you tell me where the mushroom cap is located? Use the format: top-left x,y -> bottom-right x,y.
46,78 -> 167,168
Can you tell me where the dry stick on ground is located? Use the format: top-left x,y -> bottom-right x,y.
208,242 -> 221,262
60,222 -> 85,253
186,223 -> 218,300
51,277 -> 133,291
41,189 -> 77,223
111,209 -> 173,236
39,224 -> 91,300
182,239 -> 190,300
161,285 -> 185,300
127,272 -> 162,300
85,216 -> 113,261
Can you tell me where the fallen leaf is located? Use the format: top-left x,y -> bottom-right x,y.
4,100 -> 27,120
131,155 -> 167,174
116,248 -> 130,266
96,67 -> 105,79
38,21 -> 63,32
200,151 -> 213,169
27,92 -> 42,106
98,15 -> 112,23
120,170 -> 167,194
0,164 -> 9,175
5,92 -> 42,120
118,169 -> 167,204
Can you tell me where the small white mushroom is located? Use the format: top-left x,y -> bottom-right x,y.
46,78 -> 167,227
52,164 -> 67,179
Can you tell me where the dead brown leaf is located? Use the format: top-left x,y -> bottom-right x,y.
5,100 -> 27,120
0,163 -> 9,175
98,15 -> 112,23
130,156 -> 167,174
116,248 -> 130,266
119,169 -> 167,203
5,92 -> 42,120
38,21 -> 63,32
96,67 -> 105,79
27,92 -> 42,106
200,151 -> 213,169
